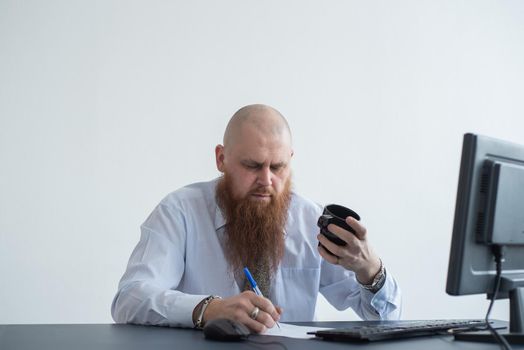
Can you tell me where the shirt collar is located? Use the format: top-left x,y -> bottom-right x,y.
214,203 -> 227,231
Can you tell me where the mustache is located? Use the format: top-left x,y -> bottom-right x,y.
249,187 -> 275,196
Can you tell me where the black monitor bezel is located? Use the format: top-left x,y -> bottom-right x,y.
446,133 -> 524,298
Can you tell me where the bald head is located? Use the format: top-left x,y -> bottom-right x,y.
223,104 -> 292,149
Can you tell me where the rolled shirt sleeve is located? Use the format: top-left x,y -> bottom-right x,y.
319,259 -> 402,320
111,203 -> 205,328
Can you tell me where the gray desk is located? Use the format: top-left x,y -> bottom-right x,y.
1,322 -> 521,350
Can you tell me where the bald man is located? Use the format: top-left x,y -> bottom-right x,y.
111,104 -> 401,333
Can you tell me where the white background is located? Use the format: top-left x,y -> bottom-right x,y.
1,0 -> 523,324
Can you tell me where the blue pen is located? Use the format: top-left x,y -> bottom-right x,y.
243,267 -> 281,329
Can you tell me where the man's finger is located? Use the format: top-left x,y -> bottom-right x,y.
317,233 -> 345,257
251,295 -> 280,321
275,306 -> 283,316
317,242 -> 339,265
326,224 -> 359,246
345,217 -> 367,239
243,317 -> 267,333
328,221 -> 361,246
253,309 -> 277,328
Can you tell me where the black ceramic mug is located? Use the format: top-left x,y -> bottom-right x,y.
317,204 -> 361,253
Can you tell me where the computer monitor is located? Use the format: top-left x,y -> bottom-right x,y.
446,133 -> 524,342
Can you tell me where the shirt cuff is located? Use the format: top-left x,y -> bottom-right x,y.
363,273 -> 401,319
167,293 -> 209,328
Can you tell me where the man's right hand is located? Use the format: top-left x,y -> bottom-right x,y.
203,291 -> 282,333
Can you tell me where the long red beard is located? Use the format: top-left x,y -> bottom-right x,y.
215,174 -> 291,278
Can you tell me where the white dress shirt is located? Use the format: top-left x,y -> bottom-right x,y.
111,179 -> 402,327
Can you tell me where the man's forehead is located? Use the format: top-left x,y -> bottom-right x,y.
227,127 -> 291,153
235,144 -> 292,162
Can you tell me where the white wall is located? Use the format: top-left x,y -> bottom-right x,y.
1,0 -> 523,324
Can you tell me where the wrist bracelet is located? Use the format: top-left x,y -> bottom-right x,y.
359,259 -> 386,293
194,295 -> 221,329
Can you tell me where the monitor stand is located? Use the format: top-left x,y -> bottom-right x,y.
455,287 -> 524,345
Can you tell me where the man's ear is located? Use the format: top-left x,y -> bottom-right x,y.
215,144 -> 225,172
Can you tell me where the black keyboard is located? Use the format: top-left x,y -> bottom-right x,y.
308,319 -> 490,342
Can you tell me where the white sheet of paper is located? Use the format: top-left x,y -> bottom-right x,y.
263,323 -> 331,339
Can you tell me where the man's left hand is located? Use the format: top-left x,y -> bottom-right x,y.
317,216 -> 381,285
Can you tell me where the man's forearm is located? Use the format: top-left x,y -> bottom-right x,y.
111,281 -> 208,327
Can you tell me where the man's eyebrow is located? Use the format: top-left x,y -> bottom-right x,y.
241,159 -> 287,167
270,161 -> 286,168
241,159 -> 262,166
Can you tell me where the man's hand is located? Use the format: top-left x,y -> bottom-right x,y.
203,291 -> 282,333
317,216 -> 381,284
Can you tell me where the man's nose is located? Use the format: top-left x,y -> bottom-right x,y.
257,167 -> 272,186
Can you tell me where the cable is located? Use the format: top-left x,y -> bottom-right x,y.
246,338 -> 289,350
486,245 -> 512,350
